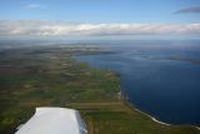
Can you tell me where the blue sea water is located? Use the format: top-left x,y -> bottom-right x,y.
75,40 -> 200,125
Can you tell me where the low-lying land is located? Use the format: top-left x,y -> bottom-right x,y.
0,45 -> 199,134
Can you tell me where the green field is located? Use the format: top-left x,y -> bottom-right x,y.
0,45 -> 199,134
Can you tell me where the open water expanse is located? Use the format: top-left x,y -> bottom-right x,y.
76,40 -> 200,125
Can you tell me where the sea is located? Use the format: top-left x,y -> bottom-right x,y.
75,39 -> 200,125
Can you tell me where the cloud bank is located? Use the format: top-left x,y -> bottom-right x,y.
0,20 -> 200,37
175,7 -> 200,14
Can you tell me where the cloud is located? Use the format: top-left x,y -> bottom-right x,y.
175,7 -> 200,14
25,4 -> 46,9
0,20 -> 199,37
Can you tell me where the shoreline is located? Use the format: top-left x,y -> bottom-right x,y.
196,127 -> 200,130
120,91 -> 200,130
133,107 -> 171,126
76,53 -> 200,131
126,99 -> 200,131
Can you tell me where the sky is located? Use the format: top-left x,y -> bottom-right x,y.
0,0 -> 200,39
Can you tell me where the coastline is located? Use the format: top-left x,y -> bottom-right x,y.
1,45 -> 200,134
196,127 -> 200,130
120,91 -> 200,130
134,104 -> 200,131
75,52 -> 200,132
133,107 -> 171,126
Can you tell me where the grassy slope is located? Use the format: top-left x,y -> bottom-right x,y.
0,46 -> 199,134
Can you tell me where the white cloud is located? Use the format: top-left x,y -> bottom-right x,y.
26,4 -> 45,9
0,20 -> 199,37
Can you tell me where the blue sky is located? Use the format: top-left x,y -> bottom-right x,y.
0,0 -> 199,38
0,0 -> 200,23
